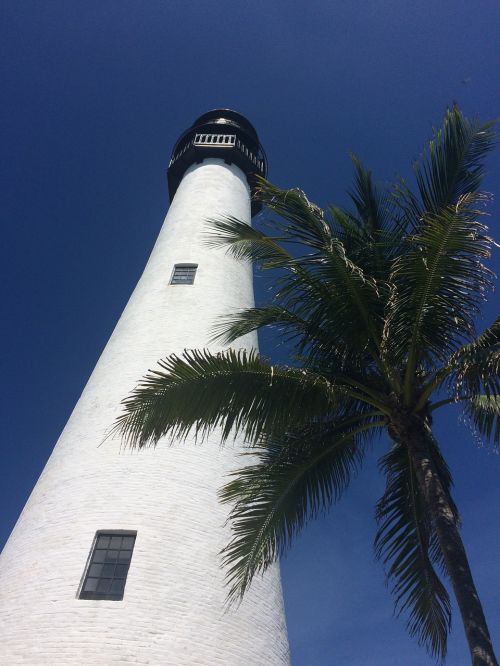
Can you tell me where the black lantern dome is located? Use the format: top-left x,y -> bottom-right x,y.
167,109 -> 267,216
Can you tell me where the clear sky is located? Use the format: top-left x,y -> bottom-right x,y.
1,2 -> 499,664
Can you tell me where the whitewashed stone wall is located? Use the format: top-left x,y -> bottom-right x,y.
0,159 -> 290,665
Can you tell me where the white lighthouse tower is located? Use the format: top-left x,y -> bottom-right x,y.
0,110 -> 290,665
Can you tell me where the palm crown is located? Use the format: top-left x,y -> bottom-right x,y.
114,107 -> 499,665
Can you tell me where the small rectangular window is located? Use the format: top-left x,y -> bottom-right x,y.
79,531 -> 136,600
170,264 -> 197,285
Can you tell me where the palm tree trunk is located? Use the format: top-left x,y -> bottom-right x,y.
404,426 -> 498,666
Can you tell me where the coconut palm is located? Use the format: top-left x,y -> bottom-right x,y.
114,107 -> 499,665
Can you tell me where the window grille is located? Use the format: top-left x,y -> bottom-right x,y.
193,133 -> 236,146
170,264 -> 197,285
79,531 -> 136,600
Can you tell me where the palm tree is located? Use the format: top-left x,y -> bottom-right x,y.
114,107 -> 499,665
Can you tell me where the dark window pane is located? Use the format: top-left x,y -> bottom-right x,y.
118,549 -> 132,562
84,578 -> 98,592
105,550 -> 119,562
97,536 -> 110,548
89,563 -> 103,577
93,549 -> 106,563
110,579 -> 125,595
109,536 -> 122,549
121,537 -> 135,549
114,564 -> 128,578
101,564 -> 115,577
97,578 -> 111,593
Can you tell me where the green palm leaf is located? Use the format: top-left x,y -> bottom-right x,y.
391,107 -> 496,242
253,180 -> 383,341
221,416 -> 385,602
337,156 -> 408,287
451,318 -> 500,399
383,196 -> 495,399
204,215 -> 291,268
430,317 -> 500,402
113,348 -> 356,448
392,178 -> 423,234
210,305 -> 342,360
376,436 -> 458,660
464,395 -> 500,447
348,154 -> 392,234
411,106 -> 496,218
206,199 -> 384,370
254,178 -> 332,249
210,305 -> 392,407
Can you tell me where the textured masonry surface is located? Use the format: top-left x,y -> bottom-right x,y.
0,160 -> 290,665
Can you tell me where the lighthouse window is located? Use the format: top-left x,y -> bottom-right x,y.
170,264 -> 197,285
79,531 -> 136,600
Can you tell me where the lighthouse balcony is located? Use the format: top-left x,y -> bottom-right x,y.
169,135 -> 265,174
167,109 -> 267,215
194,133 -> 236,147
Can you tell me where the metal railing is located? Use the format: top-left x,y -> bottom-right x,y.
194,133 -> 236,146
169,134 -> 265,175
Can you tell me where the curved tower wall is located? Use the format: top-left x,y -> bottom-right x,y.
0,154 -> 290,664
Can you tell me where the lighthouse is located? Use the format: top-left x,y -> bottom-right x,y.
0,110 -> 290,665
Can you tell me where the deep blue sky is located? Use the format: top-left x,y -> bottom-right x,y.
1,2 -> 499,664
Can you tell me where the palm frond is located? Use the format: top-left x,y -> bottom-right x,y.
204,216 -> 291,268
382,195 -> 495,396
432,317 -> 500,400
254,178 -> 332,250
209,305 -> 395,406
205,198 -> 385,368
253,180 -> 390,346
391,178 -> 423,235
329,206 -> 407,290
221,415 -> 385,602
326,158 -> 406,284
328,205 -> 361,241
210,304 -> 370,376
211,305 -> 338,356
279,252 -> 383,362
413,106 -> 496,217
349,154 -> 391,233
113,349 -> 352,448
464,395 -> 500,447
376,436 -> 458,660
